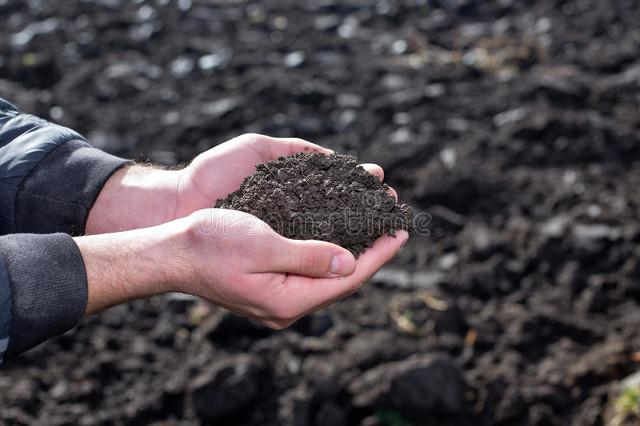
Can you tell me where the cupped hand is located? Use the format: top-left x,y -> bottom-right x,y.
169,208 -> 408,329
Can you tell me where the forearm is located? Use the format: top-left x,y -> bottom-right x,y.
74,222 -> 182,315
85,165 -> 180,235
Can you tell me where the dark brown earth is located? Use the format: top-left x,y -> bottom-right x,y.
1,1 -> 640,425
215,152 -> 413,256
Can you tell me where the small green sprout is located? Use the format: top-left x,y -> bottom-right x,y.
612,386 -> 640,426
615,387 -> 640,417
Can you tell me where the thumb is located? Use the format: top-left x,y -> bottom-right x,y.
265,237 -> 356,278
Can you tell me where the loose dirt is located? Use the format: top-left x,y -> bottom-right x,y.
215,153 -> 413,256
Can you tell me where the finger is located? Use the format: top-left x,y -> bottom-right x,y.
357,229 -> 408,274
283,230 -> 409,311
360,164 -> 397,201
256,236 -> 356,278
361,164 -> 397,201
269,137 -> 335,157
360,163 -> 384,182
386,185 -> 398,201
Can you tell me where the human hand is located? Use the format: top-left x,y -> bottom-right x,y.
86,133 -> 396,233
77,208 -> 408,328
173,133 -> 334,219
169,209 -> 407,328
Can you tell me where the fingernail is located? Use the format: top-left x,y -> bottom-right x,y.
399,231 -> 409,246
330,252 -> 353,276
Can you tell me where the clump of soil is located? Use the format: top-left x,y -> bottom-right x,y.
215,153 -> 413,256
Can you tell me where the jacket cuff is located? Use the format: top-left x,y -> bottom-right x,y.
0,233 -> 87,355
15,140 -> 131,235
0,262 -> 11,363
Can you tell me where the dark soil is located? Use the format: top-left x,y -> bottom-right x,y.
215,152 -> 413,256
1,1 -> 640,426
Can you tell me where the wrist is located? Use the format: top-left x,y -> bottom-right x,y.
75,223 -> 181,315
85,165 -> 180,234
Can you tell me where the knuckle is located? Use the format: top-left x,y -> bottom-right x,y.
298,251 -> 311,274
240,133 -> 270,145
299,247 -> 329,275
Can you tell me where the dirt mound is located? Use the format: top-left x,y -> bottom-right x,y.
215,153 -> 413,256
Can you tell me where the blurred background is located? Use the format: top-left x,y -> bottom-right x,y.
1,0 -> 640,425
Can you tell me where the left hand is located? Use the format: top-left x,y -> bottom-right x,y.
87,133 -> 393,234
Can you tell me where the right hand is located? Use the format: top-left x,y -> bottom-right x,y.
164,209 -> 407,329
77,208 -> 408,329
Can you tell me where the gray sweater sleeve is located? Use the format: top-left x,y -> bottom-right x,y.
0,97 -> 131,361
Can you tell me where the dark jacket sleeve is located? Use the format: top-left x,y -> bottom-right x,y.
0,97 -> 131,361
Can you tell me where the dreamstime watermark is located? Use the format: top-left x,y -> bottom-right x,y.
196,191 -> 442,237
194,205 -> 440,238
